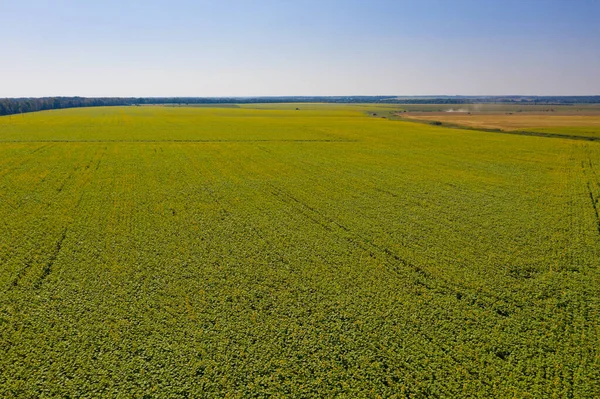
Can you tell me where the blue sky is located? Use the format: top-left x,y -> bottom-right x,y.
1,0 -> 599,97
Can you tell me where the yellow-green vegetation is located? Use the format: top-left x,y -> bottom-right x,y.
1,105 -> 599,397
400,111 -> 600,139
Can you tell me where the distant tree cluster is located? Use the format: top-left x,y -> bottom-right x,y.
1,96 -> 599,117
0,97 -> 135,117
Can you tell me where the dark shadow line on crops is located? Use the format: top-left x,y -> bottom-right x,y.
391,116 -> 600,142
176,148 -> 293,267
268,183 -> 510,384
0,139 -> 358,143
5,149 -> 97,290
586,183 -> 600,236
9,258 -> 33,289
57,151 -> 99,194
30,143 -> 52,153
95,149 -> 106,171
581,155 -> 600,237
8,228 -> 68,290
32,228 -> 68,289
266,183 -> 522,317
372,186 -> 399,198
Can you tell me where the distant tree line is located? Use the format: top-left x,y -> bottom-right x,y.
0,97 -> 134,117
1,96 -> 599,117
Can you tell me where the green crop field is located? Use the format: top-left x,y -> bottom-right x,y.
1,105 -> 599,398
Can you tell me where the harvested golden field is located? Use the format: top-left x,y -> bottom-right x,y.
400,112 -> 600,138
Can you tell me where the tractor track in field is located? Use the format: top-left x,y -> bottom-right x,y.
9,259 -> 32,288
177,148 -> 296,268
267,183 -> 523,318
9,228 -> 68,290
6,149 -> 101,290
581,150 -> 600,237
266,182 -> 507,383
32,228 -> 68,289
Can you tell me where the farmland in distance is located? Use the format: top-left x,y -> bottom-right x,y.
397,106 -> 600,139
0,105 -> 599,397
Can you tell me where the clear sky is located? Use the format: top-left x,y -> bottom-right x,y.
1,0 -> 599,97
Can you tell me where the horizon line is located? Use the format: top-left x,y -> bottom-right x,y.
3,94 -> 600,99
